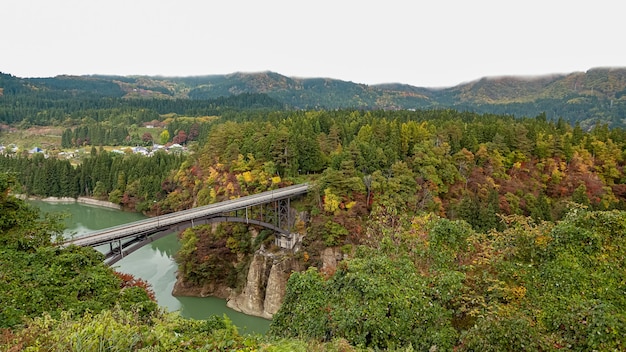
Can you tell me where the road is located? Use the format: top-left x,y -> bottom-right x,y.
63,183 -> 310,248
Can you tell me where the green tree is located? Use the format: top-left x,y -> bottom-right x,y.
270,247 -> 458,350
61,128 -> 73,148
159,129 -> 170,145
572,183 -> 591,207
0,173 -> 158,329
370,161 -> 419,214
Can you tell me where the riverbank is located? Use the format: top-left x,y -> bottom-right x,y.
15,194 -> 122,210
76,197 -> 122,209
26,199 -> 272,333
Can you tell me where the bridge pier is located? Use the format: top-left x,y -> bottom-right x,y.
275,232 -> 300,250
258,198 -> 292,230
109,240 -> 124,258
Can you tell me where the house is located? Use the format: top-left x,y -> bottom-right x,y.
167,143 -> 185,154
132,146 -> 149,155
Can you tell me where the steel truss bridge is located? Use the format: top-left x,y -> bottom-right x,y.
62,183 -> 310,265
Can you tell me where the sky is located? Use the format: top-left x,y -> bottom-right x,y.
4,0 -> 625,88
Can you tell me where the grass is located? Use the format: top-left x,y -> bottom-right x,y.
0,125 -> 168,154
0,126 -> 64,151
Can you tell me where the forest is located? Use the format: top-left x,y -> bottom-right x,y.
2,97 -> 626,349
3,68 -> 626,128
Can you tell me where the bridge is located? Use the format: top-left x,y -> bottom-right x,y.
62,183 -> 310,265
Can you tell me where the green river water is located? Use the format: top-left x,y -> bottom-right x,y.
29,200 -> 272,335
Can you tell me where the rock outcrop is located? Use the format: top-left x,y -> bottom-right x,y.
171,208 -> 346,320
226,250 -> 301,319
320,247 -> 345,273
172,274 -> 232,299
172,247 -> 303,319
262,257 -> 293,315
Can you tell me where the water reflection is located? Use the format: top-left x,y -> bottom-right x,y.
150,232 -> 179,258
28,200 -> 271,334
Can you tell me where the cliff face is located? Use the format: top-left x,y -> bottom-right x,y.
226,250 -> 302,319
171,234 -> 345,319
171,273 -> 232,299
171,247 -> 304,319
223,247 -> 345,319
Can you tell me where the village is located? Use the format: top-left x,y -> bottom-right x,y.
0,142 -> 189,159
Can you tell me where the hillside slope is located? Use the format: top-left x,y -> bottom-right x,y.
2,67 -> 626,128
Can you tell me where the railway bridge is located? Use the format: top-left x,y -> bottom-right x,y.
62,183 -> 310,265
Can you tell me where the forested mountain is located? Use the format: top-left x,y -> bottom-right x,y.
6,108 -> 626,350
4,67 -> 626,349
2,67 -> 626,128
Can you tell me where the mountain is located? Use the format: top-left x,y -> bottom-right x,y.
2,67 -> 626,128
445,67 -> 626,128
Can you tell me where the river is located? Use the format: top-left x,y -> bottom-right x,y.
29,200 -> 272,334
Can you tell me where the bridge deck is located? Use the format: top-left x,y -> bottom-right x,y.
63,183 -> 309,248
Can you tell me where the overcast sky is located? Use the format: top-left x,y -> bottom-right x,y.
4,0 -> 624,87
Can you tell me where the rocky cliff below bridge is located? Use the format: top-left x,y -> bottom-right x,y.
172,246 -> 346,319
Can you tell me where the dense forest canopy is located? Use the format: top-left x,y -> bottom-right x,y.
8,107 -> 626,221
2,68 -> 626,350
2,68 -> 626,127
0,173 -> 157,329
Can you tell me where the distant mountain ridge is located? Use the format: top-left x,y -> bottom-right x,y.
2,67 -> 626,128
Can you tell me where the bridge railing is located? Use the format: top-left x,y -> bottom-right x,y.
64,183 -> 309,247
